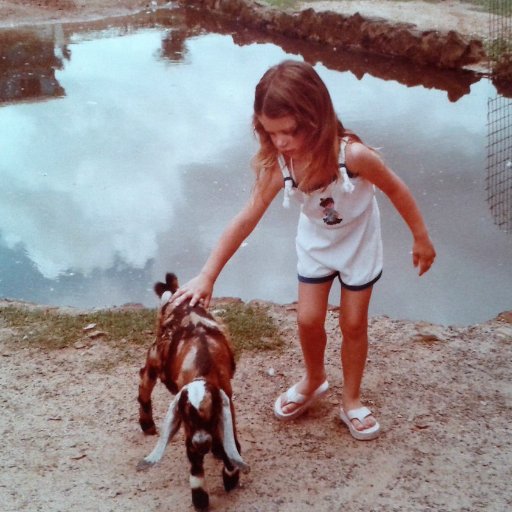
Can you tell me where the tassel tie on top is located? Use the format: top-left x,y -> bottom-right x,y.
280,156 -> 355,208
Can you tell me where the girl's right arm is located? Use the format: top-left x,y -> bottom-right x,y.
171,166 -> 283,307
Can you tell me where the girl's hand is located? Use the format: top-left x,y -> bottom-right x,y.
170,273 -> 215,308
412,236 -> 436,276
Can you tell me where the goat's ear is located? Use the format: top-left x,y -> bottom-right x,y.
141,391 -> 182,466
154,281 -> 167,298
219,390 -> 250,473
165,273 -> 179,293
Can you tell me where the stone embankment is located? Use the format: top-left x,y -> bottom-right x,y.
179,0 -> 512,87
180,0 -> 487,71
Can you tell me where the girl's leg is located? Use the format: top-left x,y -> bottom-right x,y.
279,279 -> 332,415
339,285 -> 377,431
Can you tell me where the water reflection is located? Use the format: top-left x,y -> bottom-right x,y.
0,6 -> 511,325
0,26 -> 68,104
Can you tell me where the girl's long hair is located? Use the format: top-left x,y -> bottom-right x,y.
252,60 -> 360,191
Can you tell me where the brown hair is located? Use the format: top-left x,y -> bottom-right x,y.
252,60 -> 359,191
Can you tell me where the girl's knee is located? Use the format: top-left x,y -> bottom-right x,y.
339,315 -> 367,339
298,310 -> 325,332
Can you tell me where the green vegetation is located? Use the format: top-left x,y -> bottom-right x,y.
215,302 -> 283,352
474,0 -> 512,16
0,306 -> 156,350
261,0 -> 299,8
487,36 -> 512,61
0,302 -> 283,355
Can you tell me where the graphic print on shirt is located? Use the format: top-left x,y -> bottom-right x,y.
319,197 -> 342,225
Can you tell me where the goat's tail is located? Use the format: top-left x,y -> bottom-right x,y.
137,391 -> 182,471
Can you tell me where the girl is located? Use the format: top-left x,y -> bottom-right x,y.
170,60 -> 436,440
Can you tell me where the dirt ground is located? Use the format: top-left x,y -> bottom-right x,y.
1,1 -> 511,512
1,300 -> 512,511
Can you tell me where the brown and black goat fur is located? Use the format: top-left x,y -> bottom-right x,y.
137,273 -> 248,511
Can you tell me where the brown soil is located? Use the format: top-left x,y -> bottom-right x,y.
1,2 -> 511,512
1,299 -> 512,511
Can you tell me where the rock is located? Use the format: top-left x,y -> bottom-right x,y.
497,310 -> 512,323
414,323 -> 447,343
87,330 -> 108,339
495,325 -> 512,341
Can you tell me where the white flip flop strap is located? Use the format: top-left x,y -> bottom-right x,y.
347,406 -> 371,422
285,385 -> 306,405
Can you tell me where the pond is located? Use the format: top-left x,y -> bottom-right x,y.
0,6 -> 511,326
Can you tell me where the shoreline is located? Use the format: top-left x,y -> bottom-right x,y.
0,1 -> 492,70
2,295 -> 511,329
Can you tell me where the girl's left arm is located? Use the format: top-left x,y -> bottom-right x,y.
347,143 -> 436,276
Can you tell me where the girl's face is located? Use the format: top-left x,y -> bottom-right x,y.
258,114 -> 307,158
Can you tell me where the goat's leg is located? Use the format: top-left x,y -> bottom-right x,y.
212,440 -> 240,492
224,400 -> 242,490
222,463 -> 240,492
187,446 -> 209,511
138,358 -> 159,435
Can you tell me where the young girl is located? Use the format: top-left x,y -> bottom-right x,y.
170,60 -> 436,440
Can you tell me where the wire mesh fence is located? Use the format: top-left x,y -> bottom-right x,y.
489,0 -> 512,42
487,0 -> 512,234
487,95 -> 512,233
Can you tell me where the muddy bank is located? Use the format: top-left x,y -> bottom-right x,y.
181,0 -> 487,71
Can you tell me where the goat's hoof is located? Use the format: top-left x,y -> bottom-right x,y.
139,421 -> 157,435
192,488 -> 209,510
222,467 -> 240,492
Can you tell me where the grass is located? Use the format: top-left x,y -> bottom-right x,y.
0,302 -> 283,355
487,36 -> 512,61
214,302 -> 283,352
0,306 -> 156,350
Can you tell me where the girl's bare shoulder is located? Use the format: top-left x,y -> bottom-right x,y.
345,141 -> 385,176
253,161 -> 284,204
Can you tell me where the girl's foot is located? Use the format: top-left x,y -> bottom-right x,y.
339,406 -> 380,440
274,379 -> 329,420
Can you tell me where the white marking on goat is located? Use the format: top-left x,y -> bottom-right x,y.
223,466 -> 239,477
182,346 -> 198,373
160,290 -> 172,305
192,430 -> 211,447
187,379 -> 207,410
190,311 -> 219,330
189,475 -> 205,489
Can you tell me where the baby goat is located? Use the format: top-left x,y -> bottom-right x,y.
137,273 -> 249,511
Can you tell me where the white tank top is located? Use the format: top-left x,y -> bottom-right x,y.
278,138 -> 383,286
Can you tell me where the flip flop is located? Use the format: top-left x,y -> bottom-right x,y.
339,406 -> 380,440
274,380 -> 329,420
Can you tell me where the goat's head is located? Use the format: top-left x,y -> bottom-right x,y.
141,377 -> 248,473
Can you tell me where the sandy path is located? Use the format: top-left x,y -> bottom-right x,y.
1,302 -> 511,511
